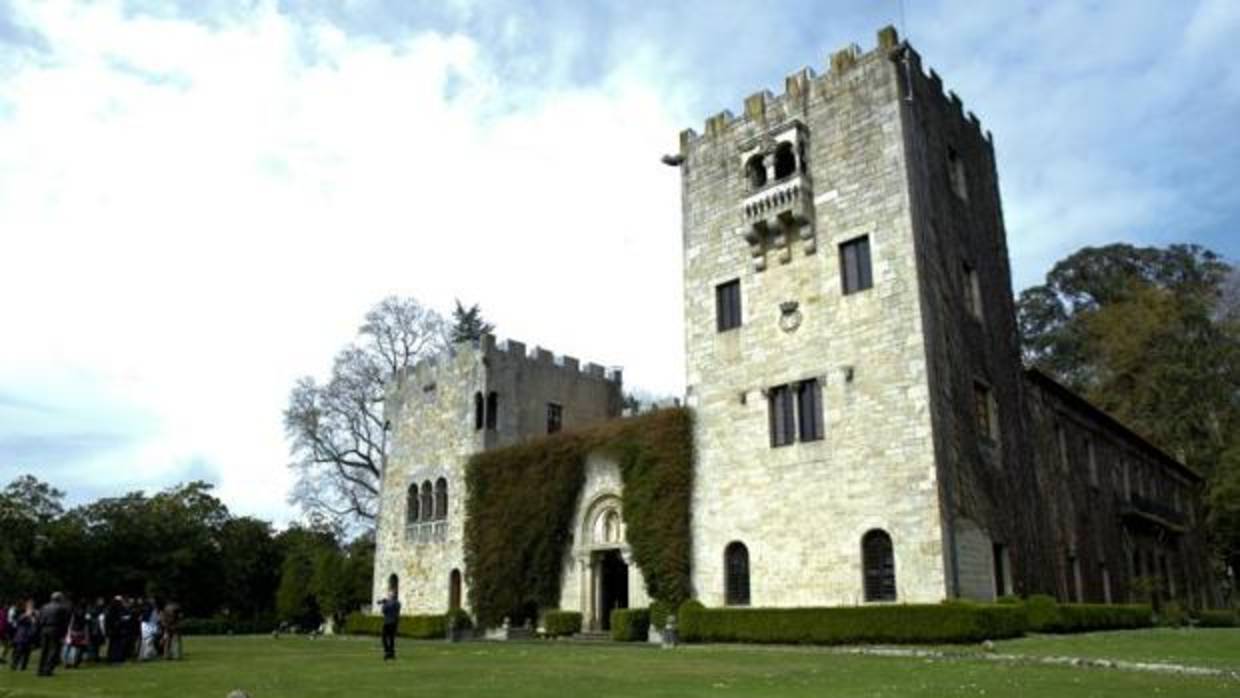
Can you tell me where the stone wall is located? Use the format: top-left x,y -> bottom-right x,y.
895,45 -> 1056,600
679,30 -> 947,607
372,334 -> 621,615
1023,370 -> 1217,607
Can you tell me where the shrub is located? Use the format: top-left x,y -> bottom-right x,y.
1044,604 -> 1153,633
446,608 -> 474,631
995,595 -> 1023,605
543,611 -> 582,637
611,608 -> 650,642
1196,610 -> 1238,628
180,615 -> 279,636
1160,601 -> 1188,627
676,602 -> 1025,645
343,613 -> 447,639
1024,595 -> 1060,631
649,600 -> 675,630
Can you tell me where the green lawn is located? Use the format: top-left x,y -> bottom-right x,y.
994,627 -> 1240,670
0,632 -> 1235,698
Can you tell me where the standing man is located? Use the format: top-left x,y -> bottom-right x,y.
35,592 -> 69,677
380,589 -> 401,661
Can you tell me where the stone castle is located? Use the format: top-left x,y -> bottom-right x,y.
373,27 -> 1217,628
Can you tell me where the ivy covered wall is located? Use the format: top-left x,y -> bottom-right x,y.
464,408 -> 693,627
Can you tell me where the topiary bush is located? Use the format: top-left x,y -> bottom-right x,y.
543,611 -> 583,637
672,602 -> 1026,645
465,409 -> 694,627
678,599 -> 707,641
446,608 -> 474,631
611,608 -> 650,642
649,599 -> 675,631
1024,594 -> 1060,631
343,613 -> 447,639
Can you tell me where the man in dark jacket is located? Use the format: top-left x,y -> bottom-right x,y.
380,590 -> 401,661
36,592 -> 69,677
105,597 -> 125,664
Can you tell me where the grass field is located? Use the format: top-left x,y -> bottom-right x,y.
0,630 -> 1237,697
994,627 -> 1240,669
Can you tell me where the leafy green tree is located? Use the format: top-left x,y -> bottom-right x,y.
450,299 -> 494,345
0,475 -> 67,599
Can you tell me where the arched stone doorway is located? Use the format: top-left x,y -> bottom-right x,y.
577,494 -> 631,631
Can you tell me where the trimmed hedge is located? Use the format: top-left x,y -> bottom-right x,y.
1197,610 -> 1238,628
1019,597 -> 1153,634
180,616 -> 279,636
611,608 -> 650,642
465,408 -> 694,627
343,613 -> 446,639
543,611 -> 582,637
1051,604 -> 1153,633
677,602 -> 1026,645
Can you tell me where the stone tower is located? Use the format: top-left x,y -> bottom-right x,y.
679,27 -> 1035,606
372,334 -> 623,614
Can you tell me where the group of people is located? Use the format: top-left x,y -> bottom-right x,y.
0,593 -> 182,677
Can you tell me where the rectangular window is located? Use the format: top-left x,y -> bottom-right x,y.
992,543 -> 1008,598
948,147 -> 968,200
768,385 -> 796,447
715,279 -> 742,332
546,402 -> 562,434
840,236 -> 873,295
796,379 -> 824,442
1056,423 -> 1069,470
1066,554 -> 1082,603
974,382 -> 998,444
962,262 -> 983,321
1086,437 -> 1098,487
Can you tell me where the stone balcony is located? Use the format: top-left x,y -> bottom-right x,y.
740,174 -> 816,270
405,520 -> 447,544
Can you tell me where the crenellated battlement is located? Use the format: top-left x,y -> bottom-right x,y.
487,334 -> 622,384
679,25 -> 992,152
392,333 -> 622,395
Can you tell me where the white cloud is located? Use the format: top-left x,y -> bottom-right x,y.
0,0 -> 688,521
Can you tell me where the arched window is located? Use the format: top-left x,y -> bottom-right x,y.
485,391 -> 498,430
449,569 -> 462,611
724,541 -> 750,606
745,154 -> 767,190
862,529 -> 896,602
420,481 -> 433,521
388,573 -> 399,596
474,392 -> 484,431
435,477 -> 448,520
406,483 -> 420,523
773,142 -> 796,180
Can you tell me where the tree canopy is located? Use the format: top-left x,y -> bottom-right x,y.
450,300 -> 494,345
285,296 -> 446,530
0,474 -> 373,627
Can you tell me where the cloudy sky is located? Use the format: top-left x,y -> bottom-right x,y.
1,0 -> 1237,523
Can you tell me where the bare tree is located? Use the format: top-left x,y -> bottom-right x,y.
285,297 -> 447,530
